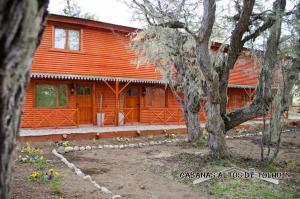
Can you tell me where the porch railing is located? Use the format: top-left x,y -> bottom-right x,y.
21,108 -> 78,128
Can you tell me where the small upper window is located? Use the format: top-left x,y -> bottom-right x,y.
54,27 -> 80,50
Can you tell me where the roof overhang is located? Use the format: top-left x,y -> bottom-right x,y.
31,73 -> 256,88
31,72 -> 167,84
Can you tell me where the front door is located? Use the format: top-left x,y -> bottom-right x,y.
125,86 -> 139,123
77,83 -> 93,124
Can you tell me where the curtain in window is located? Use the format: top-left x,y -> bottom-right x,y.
68,30 -> 79,50
146,87 -> 165,107
54,28 -> 66,49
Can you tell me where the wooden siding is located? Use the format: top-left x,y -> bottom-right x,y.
21,80 -> 253,128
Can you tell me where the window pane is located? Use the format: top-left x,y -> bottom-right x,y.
59,84 -> 67,106
54,28 -> 66,49
68,30 -> 79,50
77,85 -> 84,95
36,84 -> 57,107
85,86 -> 91,95
131,87 -> 138,96
145,87 -> 165,107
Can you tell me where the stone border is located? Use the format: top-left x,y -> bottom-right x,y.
52,149 -> 121,199
57,133 -> 266,154
58,138 -> 185,154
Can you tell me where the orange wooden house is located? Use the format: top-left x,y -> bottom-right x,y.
20,14 -> 258,130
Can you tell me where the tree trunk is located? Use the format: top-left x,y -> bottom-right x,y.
183,104 -> 201,142
205,80 -> 227,158
0,1 -> 48,198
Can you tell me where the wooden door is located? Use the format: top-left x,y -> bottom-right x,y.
77,83 -> 93,124
125,86 -> 139,123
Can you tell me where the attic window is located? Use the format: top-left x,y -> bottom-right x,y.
54,27 -> 80,51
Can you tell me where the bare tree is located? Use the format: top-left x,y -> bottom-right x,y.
128,0 -> 294,158
261,4 -> 300,162
60,0 -> 99,20
0,0 -> 48,197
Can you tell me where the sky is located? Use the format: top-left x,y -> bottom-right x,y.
48,0 -> 142,28
48,0 -> 296,29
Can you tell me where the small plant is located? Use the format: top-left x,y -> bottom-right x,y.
47,168 -> 61,195
33,156 -> 47,170
164,133 -> 177,138
62,141 -> 70,147
196,137 -> 206,148
147,134 -> 154,140
28,171 -> 42,182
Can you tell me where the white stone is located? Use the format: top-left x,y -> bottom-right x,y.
79,146 -> 85,151
74,146 -> 80,151
112,195 -> 122,199
65,146 -> 74,152
83,175 -> 92,181
98,145 -> 103,149
133,143 -> 139,147
138,143 -> 143,147
113,145 -> 119,149
57,146 -> 65,154
119,145 -> 124,149
103,145 -> 109,148
92,182 -> 101,189
129,144 -> 135,148
101,186 -> 112,194
67,163 -> 75,169
149,141 -> 155,145
75,169 -> 84,177
86,146 -> 92,150
258,131 -> 263,135
108,145 -> 114,149
92,146 -> 97,149
124,144 -> 129,148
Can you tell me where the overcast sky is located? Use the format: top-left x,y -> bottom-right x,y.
48,0 -> 142,28
48,0 -> 296,29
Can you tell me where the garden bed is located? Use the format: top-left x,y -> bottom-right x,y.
12,127 -> 300,199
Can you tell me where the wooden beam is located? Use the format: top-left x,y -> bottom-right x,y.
119,81 -> 130,94
115,80 -> 119,126
103,80 -> 116,94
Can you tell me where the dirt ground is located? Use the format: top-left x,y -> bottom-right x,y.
12,126 -> 300,199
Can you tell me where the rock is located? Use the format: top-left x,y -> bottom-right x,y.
100,186 -> 112,194
129,144 -> 135,148
86,146 -> 92,150
92,146 -> 96,149
79,146 -> 85,151
57,146 -> 65,154
133,143 -> 139,147
140,185 -> 146,190
112,195 -> 122,199
65,146 -> 74,153
149,141 -> 155,145
138,143 -> 143,147
83,175 -> 92,181
108,145 -> 114,149
258,131 -> 263,136
74,146 -> 80,151
98,145 -> 103,149
119,145 -> 124,149
67,163 -> 75,169
113,145 -> 119,149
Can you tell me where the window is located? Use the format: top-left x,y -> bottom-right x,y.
126,87 -> 138,96
145,87 -> 166,107
77,85 -> 91,96
54,27 -> 80,50
35,84 -> 68,107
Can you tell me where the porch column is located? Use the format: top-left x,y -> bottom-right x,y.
115,80 -> 119,126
